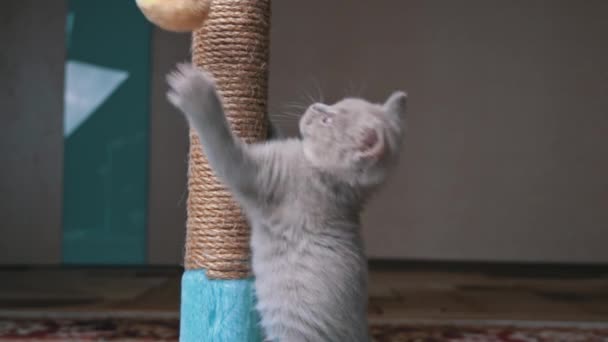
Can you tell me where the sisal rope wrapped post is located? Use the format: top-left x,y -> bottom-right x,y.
179,1 -> 270,341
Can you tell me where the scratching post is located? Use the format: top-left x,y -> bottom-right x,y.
180,1 -> 270,341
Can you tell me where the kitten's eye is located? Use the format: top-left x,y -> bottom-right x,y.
321,116 -> 332,125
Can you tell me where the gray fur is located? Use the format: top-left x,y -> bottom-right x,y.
167,63 -> 406,342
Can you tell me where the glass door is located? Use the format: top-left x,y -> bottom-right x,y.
62,0 -> 151,264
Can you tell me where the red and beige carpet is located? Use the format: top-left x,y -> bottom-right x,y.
1,317 -> 608,341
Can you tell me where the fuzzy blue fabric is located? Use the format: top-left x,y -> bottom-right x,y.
180,270 -> 262,342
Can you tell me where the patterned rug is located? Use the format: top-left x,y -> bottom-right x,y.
0,318 -> 178,341
1,317 -> 608,341
370,323 -> 608,341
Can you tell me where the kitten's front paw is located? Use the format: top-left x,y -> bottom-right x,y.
166,63 -> 217,115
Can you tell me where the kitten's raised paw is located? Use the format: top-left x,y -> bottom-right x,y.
166,63 -> 216,115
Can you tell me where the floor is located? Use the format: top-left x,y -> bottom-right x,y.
1,263 -> 607,323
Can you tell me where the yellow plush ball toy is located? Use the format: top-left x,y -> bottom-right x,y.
136,0 -> 211,32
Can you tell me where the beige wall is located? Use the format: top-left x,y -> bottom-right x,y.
269,0 -> 608,262
146,30 -> 190,265
2,1 -> 607,265
0,0 -> 192,265
0,1 -> 66,264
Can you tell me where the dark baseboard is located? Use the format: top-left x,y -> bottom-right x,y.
2,261 -> 608,279
368,259 -> 608,278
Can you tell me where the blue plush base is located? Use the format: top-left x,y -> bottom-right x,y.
180,270 -> 262,342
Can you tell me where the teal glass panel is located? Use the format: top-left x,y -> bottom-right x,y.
62,0 -> 151,264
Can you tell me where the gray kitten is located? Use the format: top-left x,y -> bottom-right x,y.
167,63 -> 406,342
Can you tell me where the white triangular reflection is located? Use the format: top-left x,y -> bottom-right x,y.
63,60 -> 129,137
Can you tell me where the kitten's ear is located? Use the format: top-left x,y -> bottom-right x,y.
383,91 -> 407,119
357,127 -> 385,161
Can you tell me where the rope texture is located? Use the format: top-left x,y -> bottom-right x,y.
186,0 -> 270,279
